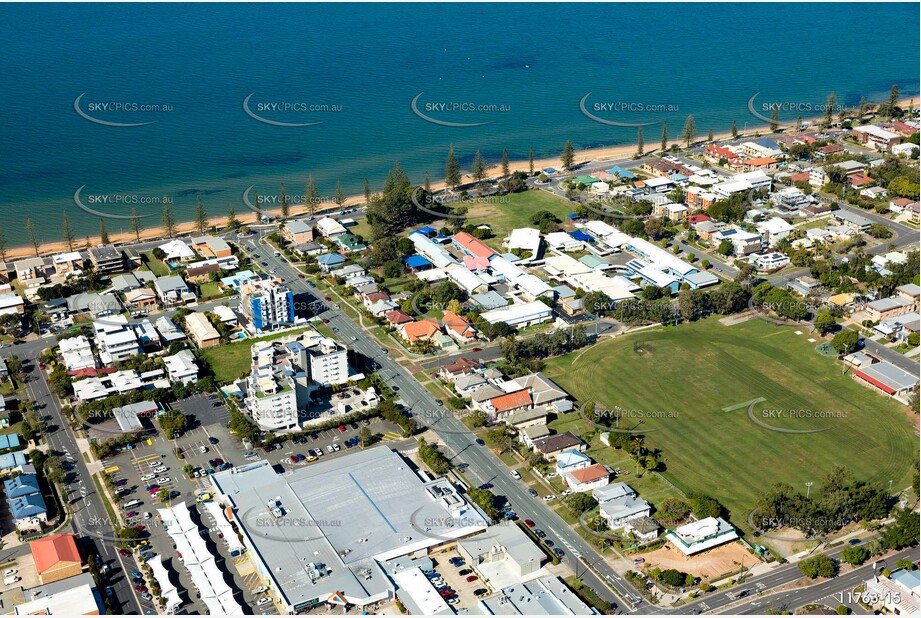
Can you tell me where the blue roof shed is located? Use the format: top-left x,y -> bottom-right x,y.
569,230 -> 593,242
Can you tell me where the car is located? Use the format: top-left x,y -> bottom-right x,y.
114,479 -> 128,487
848,538 -> 862,545
140,473 -> 155,481
447,598 -> 460,606
338,425 -> 347,432
449,557 -> 464,566
633,557 -> 645,564
544,539 -> 554,547
244,451 -> 257,459
131,570 -> 143,579
156,477 -> 170,485
528,489 -> 538,497
126,511 -> 139,518
510,470 -> 521,480
553,547 -> 565,558
477,483 -> 493,490
321,317 -> 329,323
439,589 -> 455,598
104,586 -> 114,597
305,454 -> 318,462
213,458 -> 224,466
3,569 -> 17,576
149,488 -> 161,496
193,469 -> 202,478
298,274 -> 306,279
288,456 -> 298,464
535,529 -> 546,539
208,436 -> 219,444
252,585 -> 269,595
132,576 -> 146,585
459,568 -> 472,576
473,588 -> 488,596
135,524 -> 146,532
143,512 -> 152,520
466,575 -> 478,582
332,443 -> 340,452
134,584 -> 148,593
435,399 -> 443,405
525,519 -> 536,528
561,489 -> 573,496
145,485 -> 159,492
546,472 -> 559,479
141,592 -> 153,601
257,597 -> 272,606
326,445 -> 335,453
199,445 -> 208,454
542,495 -> 556,502
430,579 -> 445,587
324,296 -> 332,302
152,466 -> 168,473
475,438 -> 486,446
118,548 -> 132,557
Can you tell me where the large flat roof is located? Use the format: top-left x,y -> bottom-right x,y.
210,446 -> 487,609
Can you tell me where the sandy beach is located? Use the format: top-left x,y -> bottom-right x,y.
7,98 -> 912,260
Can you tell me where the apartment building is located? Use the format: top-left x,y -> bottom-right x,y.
240,278 -> 295,332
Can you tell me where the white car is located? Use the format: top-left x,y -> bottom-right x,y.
561,489 -> 573,496
546,473 -> 559,479
326,445 -> 334,454
257,597 -> 272,606
140,474 -> 156,481
3,569 -> 17,576
251,585 -> 268,595
152,466 -> 168,473
199,446 -> 208,454
510,471 -> 521,480
542,495 -> 556,502
143,512 -> 152,520
332,443 -> 340,452
447,598 -> 460,606
156,477 -> 170,485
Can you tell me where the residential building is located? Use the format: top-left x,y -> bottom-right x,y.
163,350 -> 199,384
30,533 -> 83,584
87,245 -> 125,274
441,311 -> 477,343
532,432 -> 585,459
0,292 -> 25,316
240,278 -> 295,331
51,251 -> 85,275
866,296 -> 915,321
123,287 -> 157,311
563,463 -> 610,492
593,483 -> 651,529
110,273 -> 141,293
399,319 -> 441,344
752,252 -> 791,271
59,335 -> 97,372
439,358 -> 483,382
756,217 -> 794,246
246,340 -> 299,431
480,300 -> 552,328
213,304 -> 238,327
93,316 -> 141,364
896,283 -> 921,303
852,125 -> 901,150
155,316 -> 186,344
283,220 -> 314,245
624,516 -> 660,543
191,235 -> 232,258
14,256 -> 53,284
153,275 -> 195,306
864,569 -> 920,615
158,239 -> 197,261
316,216 -> 347,238
295,336 -> 349,387
185,312 -> 221,348
832,210 -> 873,233
666,517 -> 739,555
4,472 -> 47,531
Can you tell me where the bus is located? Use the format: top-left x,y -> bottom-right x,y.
103,466 -> 120,474
122,499 -> 142,510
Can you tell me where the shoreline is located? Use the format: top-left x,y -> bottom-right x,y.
6,98 -> 913,260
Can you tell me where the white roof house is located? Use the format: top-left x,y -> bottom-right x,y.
316,217 -> 347,238
59,335 -> 97,371
409,232 -> 456,269
481,301 -> 552,328
545,231 -> 584,252
163,350 -> 199,384
445,263 -> 489,294
158,239 -> 196,261
666,517 -> 738,555
507,228 -> 542,258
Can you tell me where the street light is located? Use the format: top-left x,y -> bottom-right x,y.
805,481 -> 813,499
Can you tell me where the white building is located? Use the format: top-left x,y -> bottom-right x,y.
163,350 -> 199,384
93,316 -> 141,364
480,301 -> 552,328
752,252 -> 791,271
666,517 -> 738,555
316,217 -> 347,238
240,278 -> 294,332
756,217 -> 794,246
158,239 -> 196,261
296,336 -> 349,387
246,341 -> 299,431
59,335 -> 97,372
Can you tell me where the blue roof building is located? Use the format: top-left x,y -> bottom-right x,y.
0,433 -> 21,451
569,230 -> 593,242
4,473 -> 40,498
403,255 -> 433,271
317,253 -> 347,270
607,165 -> 636,179
220,269 -> 258,290
543,167 -> 557,174
10,492 -> 46,520
0,450 -> 27,472
415,226 -> 437,237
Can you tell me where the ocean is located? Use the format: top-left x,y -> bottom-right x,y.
0,2 -> 918,246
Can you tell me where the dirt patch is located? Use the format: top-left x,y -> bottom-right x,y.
719,312 -> 758,326
640,541 -> 757,581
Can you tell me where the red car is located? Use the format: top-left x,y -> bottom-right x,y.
324,296 -> 332,302
118,548 -> 132,557
471,347 -> 482,352
338,425 -> 347,432
134,525 -> 145,532
466,575 -> 478,582
321,318 -> 329,323
134,584 -> 147,593
439,589 -> 455,598
525,519 -> 536,528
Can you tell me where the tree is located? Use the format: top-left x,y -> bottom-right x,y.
98,218 -> 109,244
707,128 -> 714,142
225,204 -> 239,230
0,229 -> 6,261
528,146 -> 534,175
689,494 -> 725,519
681,114 -> 696,147
44,456 -> 65,485
423,171 -> 431,193
305,175 -> 320,214
831,329 -> 859,354
445,145 -> 461,189
334,180 -> 346,210
60,212 -> 76,251
814,310 -> 837,334
840,546 -> 870,565
882,507 -> 920,549
279,182 -> 289,217
162,201 -> 176,237
824,92 -> 837,127
659,498 -> 692,523
358,426 -> 372,447
798,554 -> 837,579
867,223 -> 893,239
637,126 -> 644,154
192,196 -> 207,234
157,488 -> 170,503
770,107 -> 779,132
661,120 -> 668,149
26,218 -> 40,256
130,208 -> 143,242
889,84 -> 900,110
363,178 -> 371,206
563,493 -> 598,515
500,148 -> 510,177
158,410 -> 188,440
472,150 -> 487,182
561,139 -> 575,170
731,120 -> 738,138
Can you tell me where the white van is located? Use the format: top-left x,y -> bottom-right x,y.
122,499 -> 142,510
4,575 -> 20,586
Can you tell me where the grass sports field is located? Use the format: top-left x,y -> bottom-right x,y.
542,317 -> 918,532
464,189 -> 572,250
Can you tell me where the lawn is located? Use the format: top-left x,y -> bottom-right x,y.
198,282 -> 223,299
142,252 -> 171,276
198,327 -> 312,384
463,189 -> 573,248
542,317 -> 918,534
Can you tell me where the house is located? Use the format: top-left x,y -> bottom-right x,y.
5,472 -> 47,531
889,197 -> 917,213
815,143 -> 844,158
87,245 -> 126,274
334,233 -> 367,254
713,228 -> 762,256
863,568 -> 921,615
452,231 -> 497,261
399,319 -> 441,344
292,241 -> 325,257
624,516 -> 660,543
403,255 -> 432,273
93,316 -> 141,364
666,517 -> 738,556
482,389 -> 532,421
860,186 -> 887,200
14,256 -> 53,284
832,210 -> 872,233
510,373 -> 569,410
896,283 -> 921,304
185,312 -> 221,348
563,463 -> 610,492
506,407 -> 549,430
593,483 -> 650,529
454,373 -> 487,397
282,220 -> 314,245
184,260 -> 221,282
852,125 -> 901,150
110,273 -> 142,293
191,235 -> 232,259
163,350 -> 199,384
0,291 -> 25,316
554,449 -> 592,476
153,275 -> 195,306
756,217 -> 794,246
741,157 -> 778,172
30,533 -> 83,584
316,216 -> 347,238
52,251 -> 85,275
519,423 -> 551,449
158,239 -> 197,262
532,432 -> 586,459
439,358 -> 483,382
441,311 -> 477,344
752,252 -> 791,271
384,308 -> 414,328
317,252 -> 347,272
480,300 -> 552,328
155,316 -> 186,344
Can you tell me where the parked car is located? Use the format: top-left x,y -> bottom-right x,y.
459,569 -> 472,576
143,512 -> 152,520
156,477 -> 170,485
528,489 -> 538,497
3,569 -> 17,576
473,588 -> 488,596
251,585 -> 268,595
257,597 -> 272,606
478,483 -> 493,490
140,474 -> 155,481
466,575 -> 478,582
475,438 -> 485,446
126,511 -> 139,518
525,519 -> 536,528
131,570 -> 143,579
208,436 -> 219,444
118,548 -> 132,557
141,592 -> 153,601
199,445 -> 208,454
553,547 -> 565,558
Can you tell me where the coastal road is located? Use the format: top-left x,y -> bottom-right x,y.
19,351 -> 143,615
236,232 -> 643,611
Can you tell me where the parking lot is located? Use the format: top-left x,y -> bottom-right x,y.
420,550 -> 491,610
268,417 -> 407,471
